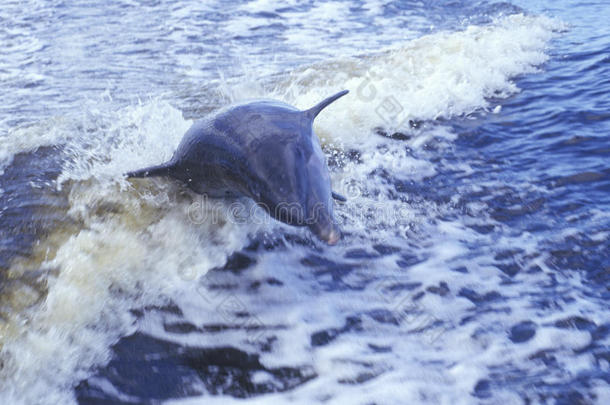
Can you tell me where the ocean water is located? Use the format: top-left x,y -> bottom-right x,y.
0,0 -> 608,404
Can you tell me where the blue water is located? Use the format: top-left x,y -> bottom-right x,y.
0,1 -> 609,404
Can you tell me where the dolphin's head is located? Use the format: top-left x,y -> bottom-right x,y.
301,140 -> 341,245
249,126 -> 340,245
241,91 -> 348,244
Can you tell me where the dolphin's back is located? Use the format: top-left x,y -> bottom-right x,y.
169,102 -> 309,196
168,117 -> 250,196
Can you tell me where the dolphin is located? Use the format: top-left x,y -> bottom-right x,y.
126,90 -> 349,244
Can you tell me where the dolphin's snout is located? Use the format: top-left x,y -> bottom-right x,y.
325,227 -> 341,245
310,222 -> 341,245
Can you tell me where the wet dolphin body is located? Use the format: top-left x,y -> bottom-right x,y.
126,90 -> 349,244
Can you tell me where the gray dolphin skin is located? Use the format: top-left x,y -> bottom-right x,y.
126,90 -> 349,244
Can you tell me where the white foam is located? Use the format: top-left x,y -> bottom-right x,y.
0,118 -> 70,174
0,11 -> 572,405
271,14 -> 561,146
0,100 -> 261,404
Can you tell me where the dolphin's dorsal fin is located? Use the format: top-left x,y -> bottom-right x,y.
305,90 -> 349,120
